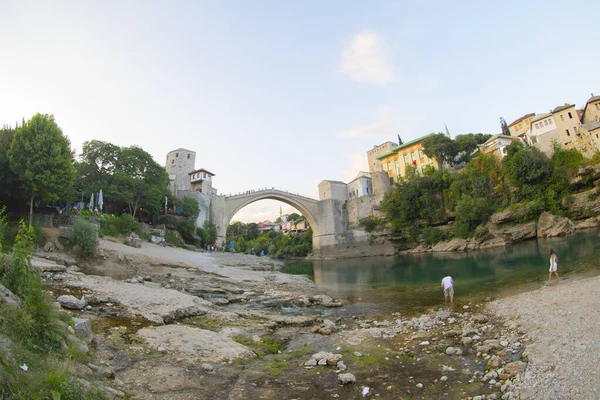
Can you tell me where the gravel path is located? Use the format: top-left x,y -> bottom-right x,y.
490,276 -> 600,399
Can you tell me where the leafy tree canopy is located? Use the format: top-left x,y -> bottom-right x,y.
422,133 -> 458,171
8,114 -> 75,225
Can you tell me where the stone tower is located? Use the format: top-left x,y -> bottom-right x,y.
165,148 -> 196,195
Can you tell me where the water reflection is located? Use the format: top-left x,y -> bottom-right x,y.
282,229 -> 600,315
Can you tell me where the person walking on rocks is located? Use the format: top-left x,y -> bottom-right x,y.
441,275 -> 454,303
548,248 -> 560,285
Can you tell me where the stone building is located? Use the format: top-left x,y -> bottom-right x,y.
165,148 -> 196,195
508,113 -> 535,138
478,134 -> 522,159
367,141 -> 397,174
376,134 -> 440,183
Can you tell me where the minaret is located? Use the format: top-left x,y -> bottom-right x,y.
444,124 -> 451,139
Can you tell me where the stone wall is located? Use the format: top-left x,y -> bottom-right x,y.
346,196 -> 375,230
311,229 -> 395,259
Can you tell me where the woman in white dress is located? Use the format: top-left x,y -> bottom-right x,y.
548,248 -> 560,284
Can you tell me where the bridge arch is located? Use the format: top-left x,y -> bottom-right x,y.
220,190 -> 320,238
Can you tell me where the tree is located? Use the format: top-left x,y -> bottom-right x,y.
502,141 -> 553,202
8,114 -> 75,226
287,213 -> 301,222
179,196 -> 200,218
112,146 -> 169,217
0,126 -> 25,210
500,117 -> 510,136
422,133 -> 458,171
454,133 -> 493,164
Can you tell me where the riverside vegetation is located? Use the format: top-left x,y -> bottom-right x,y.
364,138 -> 600,250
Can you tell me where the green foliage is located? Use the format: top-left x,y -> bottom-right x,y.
1,221 -> 66,352
8,114 -> 75,225
453,195 -> 492,238
232,334 -> 286,357
114,213 -> 140,235
552,147 -> 584,176
502,142 -> 553,202
70,219 -> 98,259
164,230 -> 185,247
421,226 -> 446,245
359,216 -> 384,233
196,221 -> 218,247
474,225 -> 489,239
176,218 -> 197,243
422,133 -> 458,170
178,196 -> 200,218
590,151 -> 600,165
500,117 -> 510,136
0,126 -> 25,210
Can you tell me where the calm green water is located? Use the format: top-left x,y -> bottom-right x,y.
282,229 -> 600,315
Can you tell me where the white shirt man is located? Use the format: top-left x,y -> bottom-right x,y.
441,275 -> 454,303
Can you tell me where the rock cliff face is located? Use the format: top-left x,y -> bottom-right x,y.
536,212 -> 575,238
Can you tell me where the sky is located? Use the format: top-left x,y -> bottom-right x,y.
1,1 -> 599,222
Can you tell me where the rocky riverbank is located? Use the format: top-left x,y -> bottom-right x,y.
20,235 -> 565,399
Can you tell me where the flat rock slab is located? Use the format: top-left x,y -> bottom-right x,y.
136,325 -> 256,362
62,274 -> 212,324
31,257 -> 66,272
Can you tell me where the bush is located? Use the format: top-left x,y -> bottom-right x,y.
115,214 -> 139,235
70,219 -> 98,259
454,195 -> 491,238
421,226 -> 445,245
164,230 -> 185,247
359,216 -> 384,233
177,218 -> 197,244
474,225 -> 489,239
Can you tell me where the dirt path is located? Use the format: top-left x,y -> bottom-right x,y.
490,276 -> 600,399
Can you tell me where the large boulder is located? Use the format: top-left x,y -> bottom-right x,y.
575,216 -> 600,230
567,188 -> 600,220
137,325 -> 256,362
490,207 -> 525,224
59,226 -> 74,239
57,295 -> 86,310
432,238 -> 469,252
490,221 -> 537,243
0,283 -> 20,308
73,318 -> 93,343
537,212 -> 575,238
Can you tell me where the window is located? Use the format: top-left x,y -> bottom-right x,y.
574,126 -> 578,133
596,134 -> 599,139
566,129 -> 570,136
171,159 -> 175,165
535,123 -> 539,129
421,165 -> 427,173
568,112 -> 572,119
596,104 -> 599,111
389,177 -> 394,185
387,163 -> 392,171
544,120 -> 549,126
411,152 -> 416,161
518,123 -> 523,129
403,154 -> 409,163
418,149 -> 424,158
175,153 -> 179,157
560,115 -> 564,121
548,119 -> 553,125
187,154 -> 191,159
394,160 -> 399,174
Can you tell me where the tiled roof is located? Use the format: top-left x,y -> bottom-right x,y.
531,113 -> 552,123
189,168 -> 215,176
583,120 -> 600,132
551,104 -> 575,114
508,113 -> 535,128
376,133 -> 435,160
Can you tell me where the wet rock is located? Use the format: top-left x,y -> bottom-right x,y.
419,341 -> 430,346
59,226 -> 73,239
445,347 -> 457,355
436,310 -> 451,320
462,336 -> 473,346
353,352 -> 363,357
57,295 -> 86,310
201,363 -> 215,372
336,361 -> 347,371
304,358 -> 317,367
471,314 -> 490,323
504,361 -> 526,375
0,283 -> 20,308
113,379 -> 124,388
338,373 -> 356,384
73,318 -> 93,343
317,319 -> 337,335
431,238 -> 468,252
309,351 -> 342,365
487,355 -> 502,369
31,257 -> 66,272
87,363 -> 115,379
137,325 -> 255,362
44,241 -> 55,252
575,216 -> 600,230
310,294 -> 343,307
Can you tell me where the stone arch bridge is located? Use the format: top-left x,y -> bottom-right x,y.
210,188 -> 347,256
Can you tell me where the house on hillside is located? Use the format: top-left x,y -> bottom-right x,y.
508,113 -> 535,138
376,134 -> 440,183
478,134 -> 522,159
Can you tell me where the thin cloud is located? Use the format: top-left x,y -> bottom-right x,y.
337,31 -> 394,85
343,153 -> 369,182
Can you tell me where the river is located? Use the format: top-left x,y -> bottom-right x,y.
282,229 -> 600,316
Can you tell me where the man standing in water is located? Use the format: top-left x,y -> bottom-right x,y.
441,275 -> 454,303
